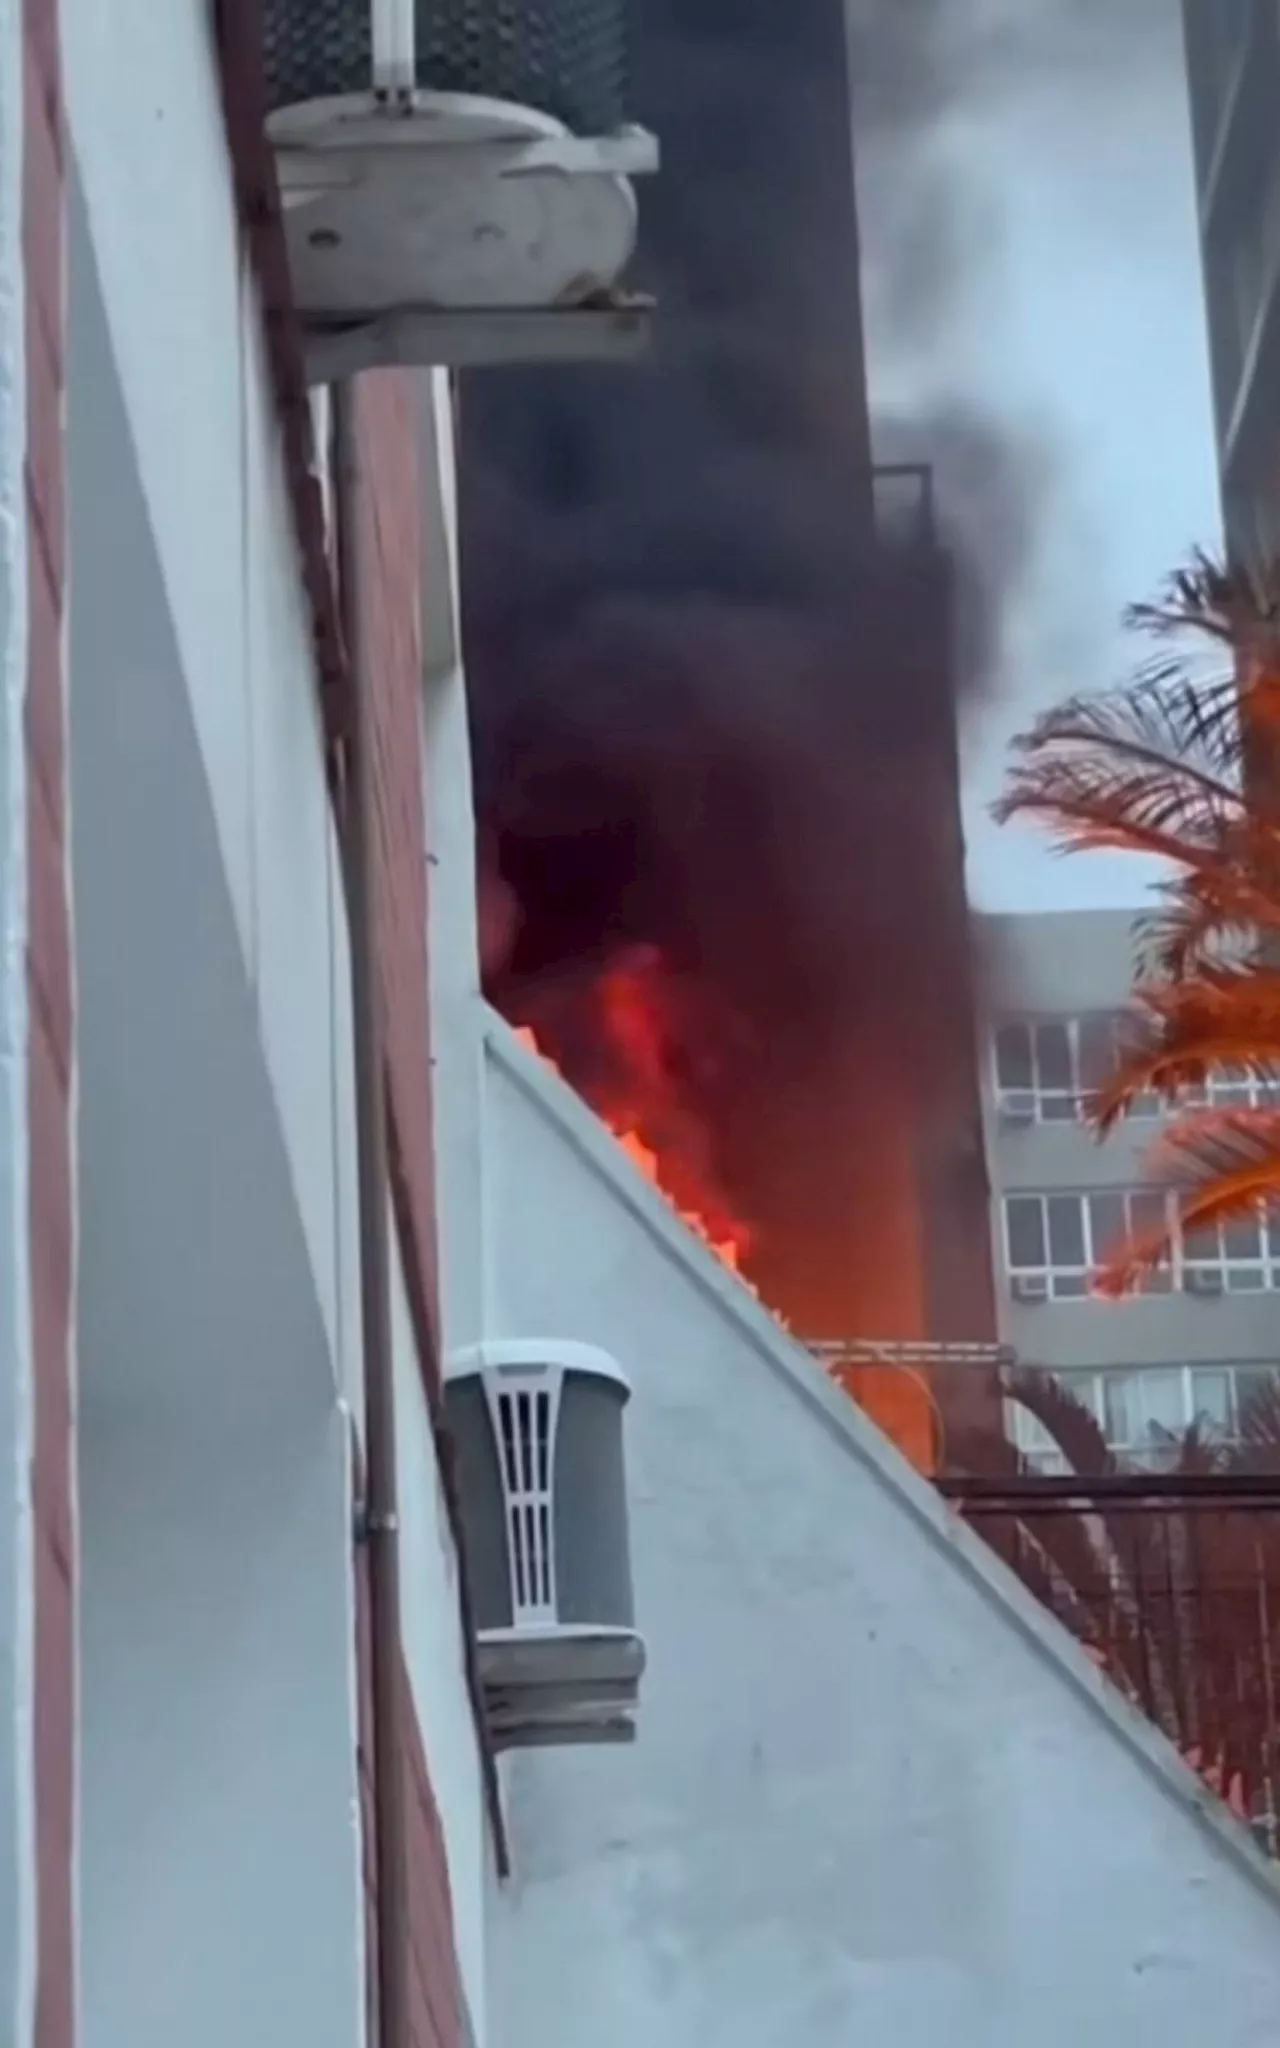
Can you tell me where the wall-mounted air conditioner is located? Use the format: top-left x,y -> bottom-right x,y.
444,1338 -> 644,1749
1010,1273 -> 1050,1304
261,0 -> 658,380
1185,1267 -> 1225,1298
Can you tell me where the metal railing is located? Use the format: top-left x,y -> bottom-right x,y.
939,1471 -> 1280,1854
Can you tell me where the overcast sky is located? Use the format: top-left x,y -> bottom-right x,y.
858,2 -> 1220,915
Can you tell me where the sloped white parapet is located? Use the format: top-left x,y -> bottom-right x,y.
477,1013 -> 1280,2048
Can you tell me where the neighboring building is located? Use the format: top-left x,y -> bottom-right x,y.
3,6 -> 1280,2048
1180,1 -> 1280,564
980,909 -> 1280,1469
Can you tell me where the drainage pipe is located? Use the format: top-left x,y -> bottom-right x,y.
332,378 -> 411,2048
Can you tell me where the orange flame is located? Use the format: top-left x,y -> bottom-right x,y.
512,1021 -> 758,1284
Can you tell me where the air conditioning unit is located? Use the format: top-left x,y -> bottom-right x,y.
444,1338 -> 644,1749
261,0 -> 658,380
1185,1267 -> 1225,1298
998,1091 -> 1037,1126
1010,1273 -> 1050,1304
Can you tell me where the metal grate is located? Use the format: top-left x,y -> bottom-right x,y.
262,0 -> 629,135
942,1472 -> 1280,1857
495,1383 -> 557,1623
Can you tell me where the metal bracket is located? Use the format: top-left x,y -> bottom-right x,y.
301,300 -> 653,382
353,1499 -> 401,1544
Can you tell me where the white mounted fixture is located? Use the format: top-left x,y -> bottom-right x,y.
444,1338 -> 644,1749
262,0 -> 658,378
1010,1273 -> 1050,1305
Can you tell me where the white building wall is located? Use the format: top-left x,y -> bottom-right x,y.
479,1018 -> 1280,2048
0,0 -> 36,2037
63,10 -> 493,2032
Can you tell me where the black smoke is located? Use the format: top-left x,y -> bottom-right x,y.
456,0 -> 1162,1334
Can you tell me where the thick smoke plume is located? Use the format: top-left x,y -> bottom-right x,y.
459,0 -> 1167,1334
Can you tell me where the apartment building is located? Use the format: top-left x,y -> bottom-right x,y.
980,909 -> 1280,1470
6,2 -> 1280,2043
1181,0 -> 1280,563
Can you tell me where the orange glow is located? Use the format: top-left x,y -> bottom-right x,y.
512,997 -> 937,1476
513,1021 -> 757,1281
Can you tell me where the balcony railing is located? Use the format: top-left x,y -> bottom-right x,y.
938,1471 -> 1280,1855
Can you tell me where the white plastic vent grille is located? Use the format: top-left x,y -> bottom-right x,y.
491,1370 -> 562,1626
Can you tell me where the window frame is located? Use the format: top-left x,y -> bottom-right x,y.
992,1011 -> 1162,1126
1007,1363 -> 1280,1471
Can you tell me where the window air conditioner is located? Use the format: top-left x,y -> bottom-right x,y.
1185,1267 -> 1225,1298
1010,1273 -> 1050,1304
261,0 -> 658,379
444,1338 -> 644,1749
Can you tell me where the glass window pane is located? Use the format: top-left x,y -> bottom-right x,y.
1104,1373 -> 1141,1447
1182,1222 -> 1219,1265
1139,1370 -> 1186,1434
1088,1192 -> 1127,1263
1130,1190 -> 1170,1242
1227,1266 -> 1267,1292
1047,1195 -> 1087,1267
1005,1196 -> 1046,1269
1191,1368 -> 1233,1431
1212,1065 -> 1252,1105
1053,1272 -> 1090,1298
1076,1014 -> 1118,1091
1036,1023 -> 1073,1092
1223,1214 -> 1263,1260
1236,1368 -> 1280,1433
1041,1094 -> 1077,1123
995,1023 -> 1033,1090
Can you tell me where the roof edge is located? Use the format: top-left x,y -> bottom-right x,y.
485,1007 -> 1280,1913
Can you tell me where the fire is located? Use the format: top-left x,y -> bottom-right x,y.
511,1019 -> 758,1284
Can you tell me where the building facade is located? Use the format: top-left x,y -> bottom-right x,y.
1181,0 -> 1280,563
3,5 -> 1280,2046
981,908 -> 1280,1469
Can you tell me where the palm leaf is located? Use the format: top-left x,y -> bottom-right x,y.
1095,1109 -> 1280,1293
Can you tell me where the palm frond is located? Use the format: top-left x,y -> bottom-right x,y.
1087,966 -> 1280,1132
1095,1109 -> 1280,1293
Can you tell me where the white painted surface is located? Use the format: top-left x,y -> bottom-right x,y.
0,0 -> 35,2038
419,370 -> 489,1357
63,0 -> 344,1372
69,196 -> 366,2047
64,16 -> 492,2029
392,1217 -> 491,2041
480,1018 -> 1280,2048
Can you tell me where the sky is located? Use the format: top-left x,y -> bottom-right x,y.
856,1 -> 1222,915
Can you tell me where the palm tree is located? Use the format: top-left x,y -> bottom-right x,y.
973,1371 -> 1280,1836
995,552 -> 1280,1289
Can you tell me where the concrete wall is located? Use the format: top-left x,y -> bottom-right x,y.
0,0 -> 37,2035
62,10 -> 492,2035
479,1015 -> 1280,2048
67,176 -> 365,2047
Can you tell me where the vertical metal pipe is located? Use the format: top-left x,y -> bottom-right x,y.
332,378 -> 411,2048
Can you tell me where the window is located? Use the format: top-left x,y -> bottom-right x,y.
1008,1364 -> 1280,1472
1002,1189 -> 1175,1299
993,1012 -> 1160,1125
